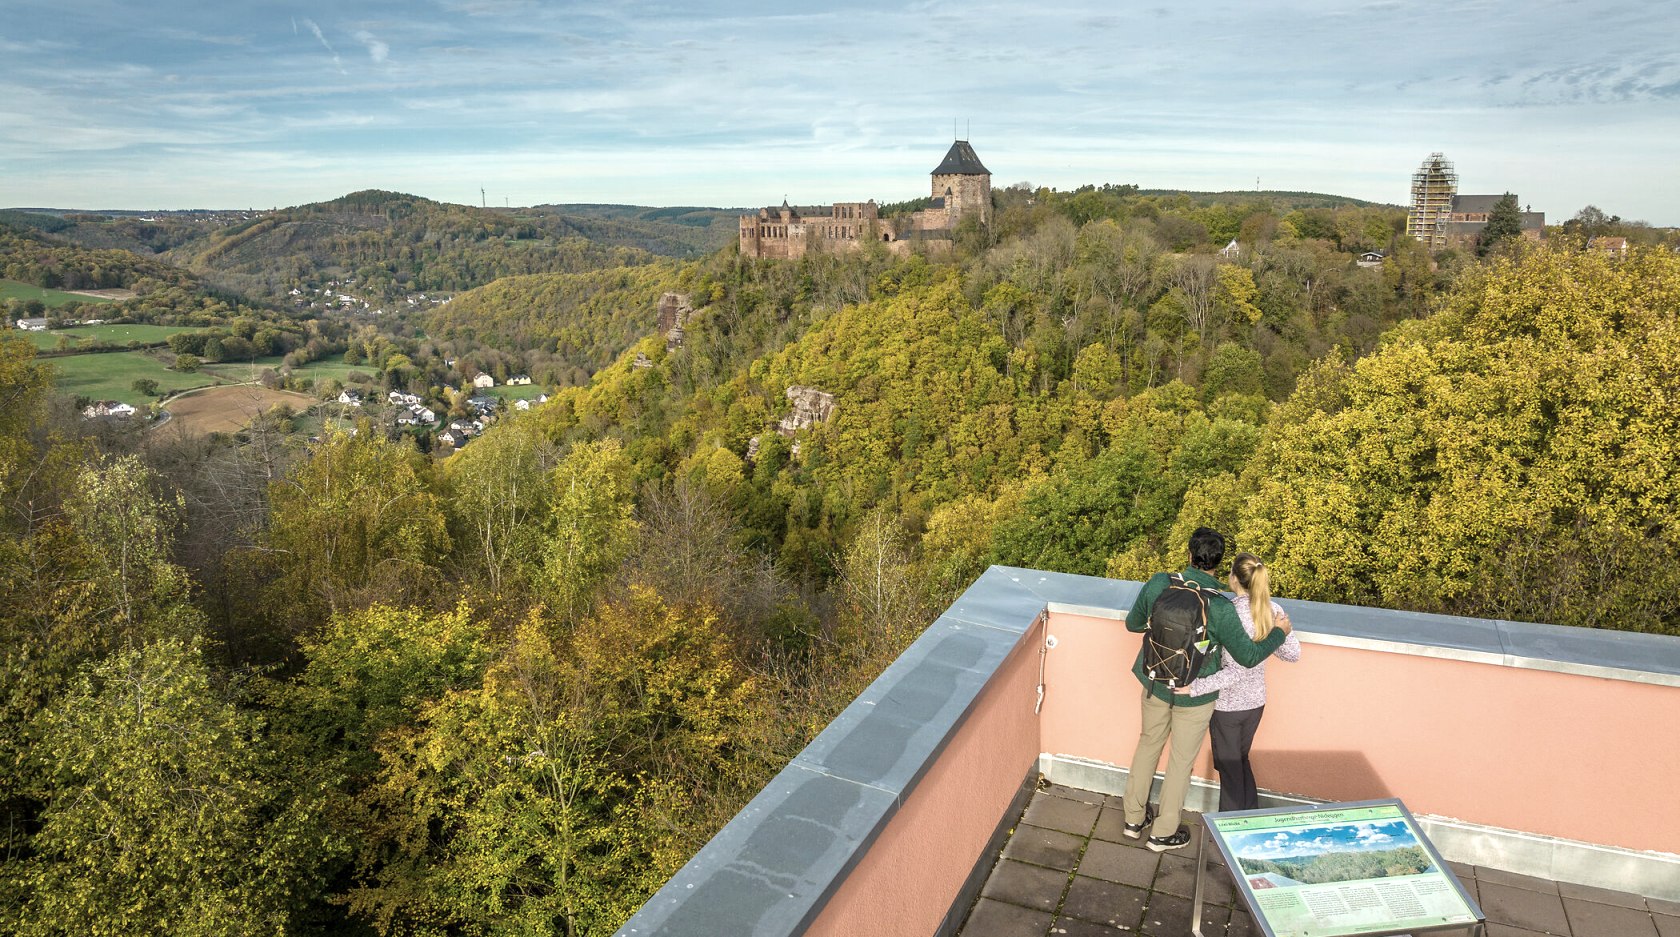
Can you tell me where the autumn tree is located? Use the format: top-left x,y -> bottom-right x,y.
9,639 -> 329,937
1235,247 -> 1680,632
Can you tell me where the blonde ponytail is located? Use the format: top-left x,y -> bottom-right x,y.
1233,553 -> 1274,640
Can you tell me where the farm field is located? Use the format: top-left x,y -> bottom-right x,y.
1,278 -> 116,308
200,355 -> 373,389
490,382 -> 548,402
18,330 -> 73,351
49,350 -> 215,405
58,323 -> 197,345
164,386 -> 318,436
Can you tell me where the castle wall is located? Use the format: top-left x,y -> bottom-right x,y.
740,202 -> 882,260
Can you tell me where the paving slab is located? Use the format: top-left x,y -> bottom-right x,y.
1058,875 -> 1147,930
1478,865 -> 1562,894
960,897 -> 1055,937
1001,823 -> 1085,872
1138,892 -> 1195,936
1558,880 -> 1646,910
1654,912 -> 1680,937
1022,792 -> 1100,836
981,858 -> 1070,913
1562,897 -> 1659,937
1047,915 -> 1125,936
1073,837 -> 1158,889
1479,880 -> 1572,935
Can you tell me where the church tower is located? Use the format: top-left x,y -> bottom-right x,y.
930,140 -> 991,226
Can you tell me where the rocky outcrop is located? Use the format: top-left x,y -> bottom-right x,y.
658,292 -> 694,350
776,386 -> 835,436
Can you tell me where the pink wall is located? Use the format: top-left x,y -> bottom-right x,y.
803,626 -> 1043,937
1039,611 -> 1680,855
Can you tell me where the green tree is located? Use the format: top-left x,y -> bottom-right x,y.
255,428 -> 449,634
541,439 -> 638,624
1477,193 -> 1523,256
173,353 -> 201,372
131,377 -> 160,397
10,639 -> 329,937
1237,247 -> 1680,632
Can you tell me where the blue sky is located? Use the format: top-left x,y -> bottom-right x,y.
3,2 -> 1677,223
1227,820 -> 1422,862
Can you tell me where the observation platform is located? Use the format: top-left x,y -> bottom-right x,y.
960,785 -> 1679,936
616,567 -> 1680,937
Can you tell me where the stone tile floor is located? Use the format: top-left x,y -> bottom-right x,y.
956,783 -> 1680,937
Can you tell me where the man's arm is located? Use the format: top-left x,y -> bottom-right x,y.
1211,596 -> 1288,666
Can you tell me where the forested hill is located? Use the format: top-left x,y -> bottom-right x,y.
161,190 -> 664,302
0,219 -> 198,292
426,264 -> 687,384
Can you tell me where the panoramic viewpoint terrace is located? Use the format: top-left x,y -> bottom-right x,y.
615,567 -> 1680,937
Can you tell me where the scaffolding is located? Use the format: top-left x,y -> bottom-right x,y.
1407,152 -> 1457,248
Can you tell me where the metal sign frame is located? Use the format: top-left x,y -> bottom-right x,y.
1191,798 -> 1485,937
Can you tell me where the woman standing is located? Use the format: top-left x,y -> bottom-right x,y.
1176,552 -> 1301,811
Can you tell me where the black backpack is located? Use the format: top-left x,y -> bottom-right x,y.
1143,574 -> 1219,693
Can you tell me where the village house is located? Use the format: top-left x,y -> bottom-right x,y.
337,389 -> 364,407
82,400 -> 138,419
506,374 -> 532,386
1356,250 -> 1386,267
1589,236 -> 1630,258
472,373 -> 496,389
388,390 -> 421,407
437,429 -> 466,448
15,318 -> 49,331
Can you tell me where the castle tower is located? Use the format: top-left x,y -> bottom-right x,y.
1408,153 -> 1457,248
931,140 -> 991,226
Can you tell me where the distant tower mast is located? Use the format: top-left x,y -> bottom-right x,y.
481,187 -> 486,209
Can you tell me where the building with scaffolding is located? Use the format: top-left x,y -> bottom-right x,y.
1408,152 -> 1458,248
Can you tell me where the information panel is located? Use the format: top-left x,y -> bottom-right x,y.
1202,799 -> 1482,937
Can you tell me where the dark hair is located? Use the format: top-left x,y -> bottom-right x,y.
1188,527 -> 1225,571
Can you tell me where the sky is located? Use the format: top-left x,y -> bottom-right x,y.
2,1 -> 1677,223
1227,820 -> 1421,862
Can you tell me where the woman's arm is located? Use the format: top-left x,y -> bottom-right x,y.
1273,603 -> 1302,662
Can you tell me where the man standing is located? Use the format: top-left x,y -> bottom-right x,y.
1121,527 -> 1290,850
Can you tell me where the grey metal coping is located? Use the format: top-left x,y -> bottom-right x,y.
615,565 -> 1048,937
616,567 -> 1680,936
1032,567 -> 1680,688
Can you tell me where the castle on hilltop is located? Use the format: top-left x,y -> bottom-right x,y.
739,140 -> 992,260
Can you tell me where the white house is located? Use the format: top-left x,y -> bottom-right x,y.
515,399 -> 531,411
338,390 -> 364,407
472,373 -> 496,389
1356,250 -> 1386,268
414,406 -> 437,424
1218,239 -> 1242,260
82,400 -> 138,419
388,390 -> 421,407
438,429 -> 466,448
15,318 -> 49,331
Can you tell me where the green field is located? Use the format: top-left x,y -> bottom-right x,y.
490,383 -> 549,402
196,356 -> 373,388
48,351 -> 216,405
1,278 -> 115,308
17,330 -> 76,351
58,323 -> 196,345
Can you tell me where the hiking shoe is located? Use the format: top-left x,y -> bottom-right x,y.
1147,827 -> 1192,852
1121,803 -> 1155,840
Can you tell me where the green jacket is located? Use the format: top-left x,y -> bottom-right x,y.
1126,567 -> 1286,706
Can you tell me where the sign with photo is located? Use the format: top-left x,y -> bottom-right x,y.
1202,799 -> 1483,937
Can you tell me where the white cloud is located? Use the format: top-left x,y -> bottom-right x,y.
354,30 -> 389,64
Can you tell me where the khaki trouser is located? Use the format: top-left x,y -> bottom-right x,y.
1123,686 -> 1215,838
